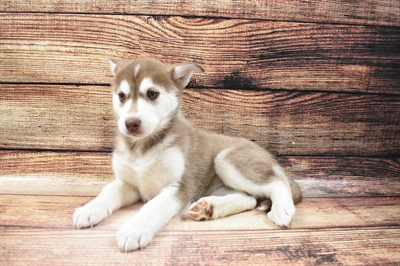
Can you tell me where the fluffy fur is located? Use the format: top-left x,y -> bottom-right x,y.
73,58 -> 302,252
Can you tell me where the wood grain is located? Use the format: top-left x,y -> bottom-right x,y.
1,226 -> 399,265
1,0 -> 399,27
0,151 -> 113,180
279,156 -> 400,181
2,85 -> 399,156
0,84 -> 114,152
280,156 -> 400,197
1,14 -> 399,94
1,194 -> 399,230
1,152 -> 400,197
2,174 -> 398,199
184,89 -> 400,156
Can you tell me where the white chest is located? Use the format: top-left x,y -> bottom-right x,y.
112,146 -> 185,200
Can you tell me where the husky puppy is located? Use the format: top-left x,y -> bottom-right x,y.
73,58 -> 302,252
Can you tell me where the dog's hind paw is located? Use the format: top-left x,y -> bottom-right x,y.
267,201 -> 296,228
186,200 -> 214,221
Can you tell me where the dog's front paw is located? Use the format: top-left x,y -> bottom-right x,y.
267,201 -> 296,228
116,219 -> 155,252
73,203 -> 110,229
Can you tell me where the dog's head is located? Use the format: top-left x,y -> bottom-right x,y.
108,58 -> 203,140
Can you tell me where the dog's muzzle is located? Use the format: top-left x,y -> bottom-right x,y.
125,117 -> 141,134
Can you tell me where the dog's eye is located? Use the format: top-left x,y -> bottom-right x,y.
118,92 -> 126,102
147,90 -> 159,100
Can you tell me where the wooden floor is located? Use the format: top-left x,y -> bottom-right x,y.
1,175 -> 399,265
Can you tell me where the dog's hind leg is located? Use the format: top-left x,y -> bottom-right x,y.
213,147 -> 297,227
185,186 -> 257,221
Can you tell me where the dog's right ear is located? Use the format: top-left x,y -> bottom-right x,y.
108,58 -> 130,76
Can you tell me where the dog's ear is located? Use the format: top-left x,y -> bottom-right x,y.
108,58 -> 130,76
172,63 -> 204,89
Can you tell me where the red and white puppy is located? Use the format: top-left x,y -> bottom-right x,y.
73,58 -> 302,252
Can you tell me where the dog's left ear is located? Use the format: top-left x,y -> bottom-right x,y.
172,63 -> 204,89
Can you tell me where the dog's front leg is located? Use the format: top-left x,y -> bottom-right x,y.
116,184 -> 183,252
73,179 -> 140,229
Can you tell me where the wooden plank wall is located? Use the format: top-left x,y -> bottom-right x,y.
1,1 -> 399,194
1,0 -> 400,265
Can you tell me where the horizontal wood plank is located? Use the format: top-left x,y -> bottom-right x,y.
0,151 -> 113,180
1,85 -> 399,156
1,226 -> 399,265
1,151 -> 400,197
1,14 -> 399,94
2,151 -> 399,181
0,85 -> 114,152
1,0 -> 399,27
184,89 -> 400,156
1,194 -> 399,230
3,174 -> 398,199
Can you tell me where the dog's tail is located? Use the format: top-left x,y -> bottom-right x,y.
289,179 -> 302,204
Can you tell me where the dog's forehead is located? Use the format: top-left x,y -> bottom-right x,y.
114,59 -> 174,91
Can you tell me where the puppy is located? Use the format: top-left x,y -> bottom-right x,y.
73,58 -> 302,252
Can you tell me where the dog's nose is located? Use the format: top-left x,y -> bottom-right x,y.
125,118 -> 141,133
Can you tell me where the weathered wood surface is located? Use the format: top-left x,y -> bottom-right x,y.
2,194 -> 400,230
4,151 -> 400,182
2,14 -> 399,94
2,85 -> 399,156
1,191 -> 399,265
3,173 -> 400,199
1,1 -> 399,265
0,151 -> 113,180
0,84 -> 114,152
2,226 -> 398,265
1,0 -> 399,27
2,152 -> 400,198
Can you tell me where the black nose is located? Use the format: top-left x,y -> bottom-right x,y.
125,118 -> 141,133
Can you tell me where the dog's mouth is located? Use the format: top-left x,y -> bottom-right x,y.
120,128 -> 150,140
123,129 -> 145,138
